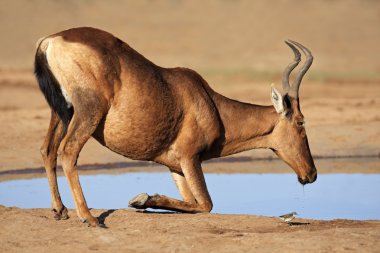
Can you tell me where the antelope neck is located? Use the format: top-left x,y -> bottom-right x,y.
212,93 -> 278,157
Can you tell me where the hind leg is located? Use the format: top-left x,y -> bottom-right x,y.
40,110 -> 68,220
58,93 -> 106,227
59,115 -> 103,226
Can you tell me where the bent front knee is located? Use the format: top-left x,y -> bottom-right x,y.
199,201 -> 213,213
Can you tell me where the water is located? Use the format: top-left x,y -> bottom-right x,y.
0,173 -> 379,220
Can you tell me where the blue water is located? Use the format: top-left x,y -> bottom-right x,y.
0,173 -> 379,220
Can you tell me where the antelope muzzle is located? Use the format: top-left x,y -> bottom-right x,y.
297,168 -> 317,185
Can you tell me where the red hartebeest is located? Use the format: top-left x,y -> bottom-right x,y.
34,27 -> 317,227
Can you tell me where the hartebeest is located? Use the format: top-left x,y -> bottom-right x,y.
35,27 -> 317,227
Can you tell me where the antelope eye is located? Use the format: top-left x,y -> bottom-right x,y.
297,121 -> 305,127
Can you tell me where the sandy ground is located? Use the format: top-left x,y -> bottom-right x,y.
1,206 -> 379,253
1,0 -> 380,252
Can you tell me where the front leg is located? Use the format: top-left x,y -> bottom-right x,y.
129,158 -> 213,213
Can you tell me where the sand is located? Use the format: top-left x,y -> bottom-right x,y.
1,206 -> 380,253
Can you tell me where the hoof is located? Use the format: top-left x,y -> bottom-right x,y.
53,206 -> 69,220
80,216 -> 100,228
128,193 -> 150,209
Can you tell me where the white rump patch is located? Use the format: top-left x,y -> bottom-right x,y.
46,40 -> 73,108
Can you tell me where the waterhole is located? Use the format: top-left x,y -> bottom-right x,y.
1,172 -> 379,220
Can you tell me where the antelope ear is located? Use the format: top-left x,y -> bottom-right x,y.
271,85 -> 286,114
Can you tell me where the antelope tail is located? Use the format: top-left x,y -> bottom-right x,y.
34,39 -> 73,128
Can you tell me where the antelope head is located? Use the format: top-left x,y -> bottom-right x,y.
270,40 -> 317,185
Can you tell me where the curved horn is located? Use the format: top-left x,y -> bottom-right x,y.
287,40 -> 313,98
282,41 -> 301,94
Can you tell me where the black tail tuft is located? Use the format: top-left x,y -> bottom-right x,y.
34,46 -> 73,128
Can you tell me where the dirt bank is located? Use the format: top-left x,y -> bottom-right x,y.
1,206 -> 379,253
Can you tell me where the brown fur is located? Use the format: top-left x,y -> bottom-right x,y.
36,27 -> 317,227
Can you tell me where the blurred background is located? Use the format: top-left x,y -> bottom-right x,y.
0,0 -> 379,173
1,0 -> 380,78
